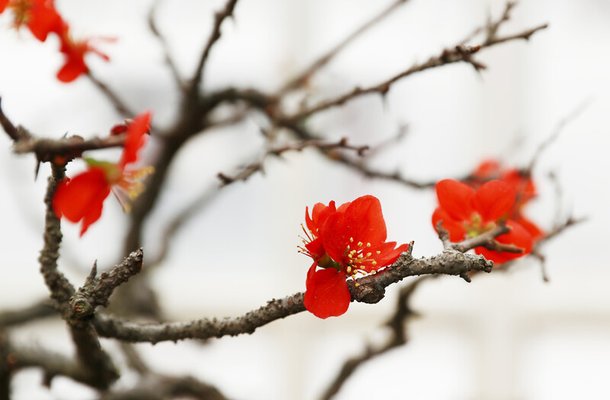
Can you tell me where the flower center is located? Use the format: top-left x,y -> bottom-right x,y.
344,237 -> 379,276
464,212 -> 496,238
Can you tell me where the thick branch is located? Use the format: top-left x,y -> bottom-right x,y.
94,248 -> 491,343
39,164 -> 74,308
13,134 -> 126,163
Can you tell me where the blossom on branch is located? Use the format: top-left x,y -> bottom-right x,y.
53,112 -> 153,236
432,179 -> 534,264
467,159 -> 543,241
0,0 -> 111,82
300,195 -> 409,319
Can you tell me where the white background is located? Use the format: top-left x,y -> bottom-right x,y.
1,0 -> 610,399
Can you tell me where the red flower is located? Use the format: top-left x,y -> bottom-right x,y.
53,112 -> 153,235
56,32 -> 111,82
432,179 -> 533,263
1,0 -> 65,41
467,159 -> 543,241
301,195 -> 409,319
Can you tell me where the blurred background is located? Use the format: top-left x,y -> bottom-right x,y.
1,0 -> 609,399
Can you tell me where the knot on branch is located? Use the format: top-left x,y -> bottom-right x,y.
70,249 -> 144,320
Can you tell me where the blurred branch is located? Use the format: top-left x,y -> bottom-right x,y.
189,0 -> 239,95
217,137 -> 369,186
148,0 -> 186,91
0,299 -> 56,328
86,71 -> 135,118
527,98 -> 593,172
0,97 -> 31,142
94,244 -> 491,343
321,276 -> 428,400
277,0 -> 410,95
99,375 -> 227,400
13,133 -> 126,163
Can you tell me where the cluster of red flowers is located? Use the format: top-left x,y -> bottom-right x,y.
53,112 -> 153,235
0,0 -> 109,82
300,160 -> 544,319
432,159 -> 543,264
300,195 -> 409,319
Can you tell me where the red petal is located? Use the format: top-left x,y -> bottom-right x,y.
514,215 -> 543,242
475,220 -> 533,264
304,237 -> 324,261
52,168 -> 110,235
472,159 -> 502,180
306,201 -> 336,234
27,0 -> 65,41
436,179 -> 475,221
345,195 -> 386,242
367,241 -> 409,271
0,0 -> 8,13
56,52 -> 87,82
432,207 -> 466,242
473,180 -> 516,222
120,112 -> 151,167
304,267 -> 351,319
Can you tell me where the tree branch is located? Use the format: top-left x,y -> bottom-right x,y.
86,71 -> 135,118
94,245 -> 491,343
282,11 -> 547,122
189,0 -> 239,94
0,299 -> 56,328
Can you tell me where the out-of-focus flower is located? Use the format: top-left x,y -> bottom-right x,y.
432,179 -> 534,264
53,112 -> 153,235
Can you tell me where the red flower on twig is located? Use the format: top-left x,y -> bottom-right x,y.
432,179 -> 534,263
53,112 -> 153,235
467,159 -> 543,241
300,195 -> 408,319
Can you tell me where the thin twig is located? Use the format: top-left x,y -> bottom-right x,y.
277,0 -> 410,95
527,98 -> 593,172
217,137 -> 369,186
321,276 -> 428,400
283,12 -> 547,121
189,0 -> 239,94
86,71 -> 135,117
148,0 -> 186,91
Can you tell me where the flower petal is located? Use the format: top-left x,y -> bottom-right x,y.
0,0 -> 8,13
304,266 -> 351,319
475,220 -> 533,264
53,168 -> 110,235
473,180 -> 516,222
432,207 -> 466,242
436,179 -> 475,221
120,112 -> 151,168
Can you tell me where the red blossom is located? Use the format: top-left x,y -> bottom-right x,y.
300,195 -> 409,319
466,159 -> 543,241
432,179 -> 534,263
53,112 -> 153,235
1,0 -> 64,41
56,33 -> 111,82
